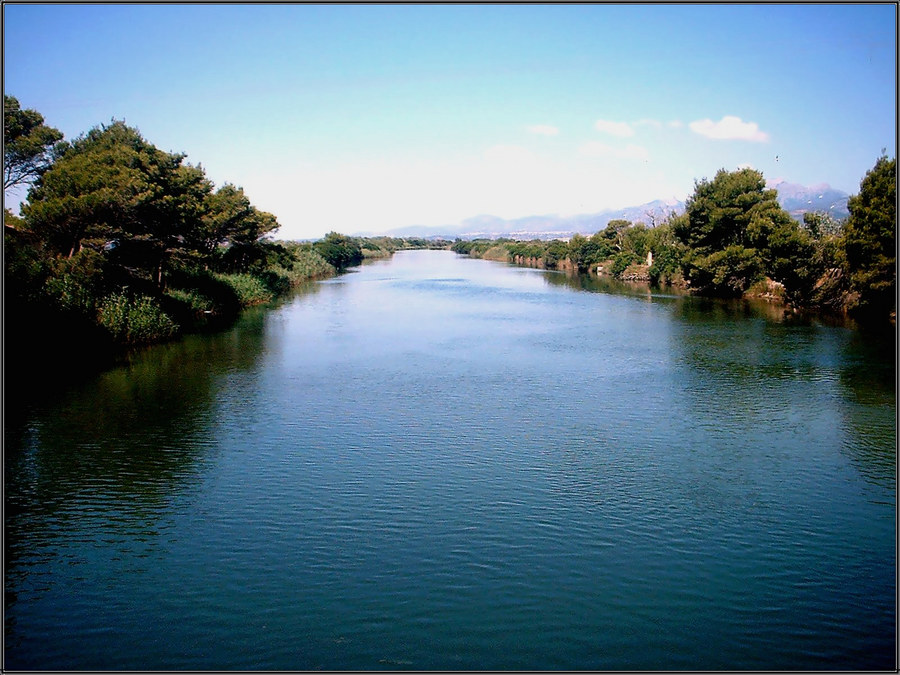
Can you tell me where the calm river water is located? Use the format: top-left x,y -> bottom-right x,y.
5,250 -> 896,670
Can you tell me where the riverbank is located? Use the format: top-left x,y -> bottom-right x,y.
4,239 -> 328,413
4,235 -> 457,413
455,240 -> 888,325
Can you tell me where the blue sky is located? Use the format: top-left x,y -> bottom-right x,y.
4,3 -> 896,239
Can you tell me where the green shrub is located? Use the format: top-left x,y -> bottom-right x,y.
98,293 -> 178,344
42,248 -> 108,315
313,232 -> 363,270
260,269 -> 292,296
213,273 -> 274,306
611,251 -> 641,277
165,287 -> 215,314
648,246 -> 684,286
44,273 -> 96,314
277,247 -> 334,282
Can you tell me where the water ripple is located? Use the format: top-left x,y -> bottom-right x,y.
4,251 -> 895,671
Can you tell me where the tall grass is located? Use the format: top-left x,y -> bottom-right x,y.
44,274 -> 96,314
165,287 -> 216,314
212,273 -> 274,306
281,247 -> 335,281
261,248 -> 335,291
97,293 -> 178,344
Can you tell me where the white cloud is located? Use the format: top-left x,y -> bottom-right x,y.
668,120 -> 684,129
689,115 -> 770,142
594,119 -> 635,137
526,124 -> 559,136
633,118 -> 663,129
736,163 -> 754,170
580,142 -> 649,161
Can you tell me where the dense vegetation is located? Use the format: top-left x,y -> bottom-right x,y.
842,155 -> 896,320
452,220 -> 672,282
4,94 -> 895,388
3,97 -> 451,384
453,161 -> 895,323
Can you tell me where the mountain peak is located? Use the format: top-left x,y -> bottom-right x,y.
774,182 -> 849,219
366,180 -> 849,239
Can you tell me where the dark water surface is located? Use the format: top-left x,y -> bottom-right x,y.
5,250 -> 896,670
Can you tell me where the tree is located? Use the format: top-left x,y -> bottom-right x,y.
4,95 -> 64,193
23,123 -> 142,258
4,207 -> 25,229
675,167 -> 811,298
587,231 -> 614,260
621,223 -> 651,258
201,183 -> 279,249
201,183 -> 280,273
23,121 -> 214,287
129,160 -> 214,286
567,233 -> 601,271
5,113 -> 328,359
745,192 -> 817,304
802,211 -> 843,239
599,219 -> 632,252
314,232 -> 363,270
646,217 -> 685,285
843,155 -> 896,319
543,239 -> 568,268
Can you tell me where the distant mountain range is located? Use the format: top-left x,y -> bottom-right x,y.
767,180 -> 850,223
357,181 -> 850,240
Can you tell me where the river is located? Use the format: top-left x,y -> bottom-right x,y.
4,249 -> 895,670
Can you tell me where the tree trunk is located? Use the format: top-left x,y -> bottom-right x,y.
67,225 -> 86,258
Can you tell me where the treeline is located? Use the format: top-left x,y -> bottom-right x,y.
2,96 -> 446,380
358,235 -> 452,259
452,220 -> 674,282
453,160 -> 895,323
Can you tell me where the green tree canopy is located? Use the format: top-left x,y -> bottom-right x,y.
4,95 -> 65,194
567,233 -> 597,271
599,219 -> 632,251
22,120 -> 217,286
199,183 -> 280,273
843,155 -> 896,318
802,211 -> 843,239
543,239 -> 568,268
621,223 -> 651,258
201,183 -> 279,251
314,232 -> 363,270
675,167 -> 813,298
26,122 -> 186,251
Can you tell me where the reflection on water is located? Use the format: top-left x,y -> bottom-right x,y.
4,309 -> 270,629
542,265 -> 868,328
835,329 -> 896,491
5,251 -> 895,670
8,306 -> 268,500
